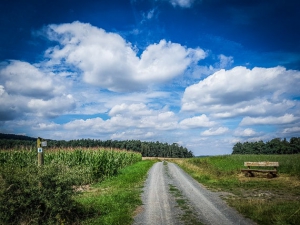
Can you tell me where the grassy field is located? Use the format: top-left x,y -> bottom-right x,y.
170,154 -> 300,225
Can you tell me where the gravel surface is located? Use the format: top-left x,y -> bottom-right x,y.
133,161 -> 256,225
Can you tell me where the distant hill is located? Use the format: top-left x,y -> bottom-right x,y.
0,133 -> 36,141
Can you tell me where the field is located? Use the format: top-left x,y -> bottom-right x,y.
170,154 -> 300,225
0,148 -> 142,224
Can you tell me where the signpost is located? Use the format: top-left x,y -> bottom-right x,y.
37,137 -> 46,166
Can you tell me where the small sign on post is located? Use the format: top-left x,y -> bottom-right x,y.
37,137 -> 44,166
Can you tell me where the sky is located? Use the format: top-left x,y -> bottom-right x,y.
0,0 -> 300,155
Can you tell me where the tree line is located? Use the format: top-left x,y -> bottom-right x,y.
232,137 -> 300,154
0,133 -> 194,158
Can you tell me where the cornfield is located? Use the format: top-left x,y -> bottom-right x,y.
0,148 -> 142,183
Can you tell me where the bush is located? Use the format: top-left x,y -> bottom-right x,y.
0,163 -> 85,225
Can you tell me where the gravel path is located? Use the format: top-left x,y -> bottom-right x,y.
133,161 -> 256,225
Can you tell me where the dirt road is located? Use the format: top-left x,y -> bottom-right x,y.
133,161 -> 256,225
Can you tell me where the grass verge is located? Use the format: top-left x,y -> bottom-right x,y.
76,160 -> 156,225
170,155 -> 300,225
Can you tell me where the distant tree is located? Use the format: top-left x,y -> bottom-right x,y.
232,137 -> 300,154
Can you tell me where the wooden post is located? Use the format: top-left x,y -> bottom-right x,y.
37,137 -> 44,166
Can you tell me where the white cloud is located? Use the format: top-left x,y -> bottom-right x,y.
0,85 -> 5,96
27,94 -> 75,118
137,40 -> 205,83
282,126 -> 300,134
179,114 -> 216,128
218,54 -> 234,68
0,60 -> 64,99
111,129 -> 156,140
170,0 -> 195,8
0,60 -> 74,120
64,117 -> 104,131
142,8 -> 156,22
109,103 -> 153,117
182,66 -> 300,118
201,127 -> 229,136
211,99 -> 296,118
34,122 -> 61,130
240,114 -> 298,126
0,86 -> 27,120
234,128 -> 257,137
45,22 -> 206,92
63,103 -> 178,135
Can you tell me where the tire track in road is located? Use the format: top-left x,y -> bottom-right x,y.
133,162 -> 256,225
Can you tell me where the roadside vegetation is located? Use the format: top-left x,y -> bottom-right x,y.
170,154 -> 300,225
78,160 -> 156,225
0,148 -> 142,224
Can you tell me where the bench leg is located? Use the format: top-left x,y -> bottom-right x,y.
245,171 -> 254,177
267,172 -> 277,178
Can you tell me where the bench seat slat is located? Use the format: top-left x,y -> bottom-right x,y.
244,162 -> 279,167
241,169 -> 277,173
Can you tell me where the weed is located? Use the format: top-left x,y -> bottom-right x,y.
168,184 -> 203,225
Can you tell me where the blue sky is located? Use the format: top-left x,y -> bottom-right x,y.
0,0 -> 300,155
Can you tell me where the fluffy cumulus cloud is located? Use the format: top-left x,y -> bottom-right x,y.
180,65 -> 300,145
109,103 -> 178,130
234,128 -> 258,137
201,127 -> 229,136
182,66 -> 300,117
0,60 -> 62,99
0,60 -> 75,120
27,95 -> 75,118
109,103 -> 153,117
45,21 -> 206,92
179,114 -> 216,129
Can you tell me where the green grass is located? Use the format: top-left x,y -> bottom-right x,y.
77,160 -> 156,225
170,154 -> 300,225
190,154 -> 300,175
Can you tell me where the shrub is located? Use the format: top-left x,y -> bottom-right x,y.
0,163 -> 84,225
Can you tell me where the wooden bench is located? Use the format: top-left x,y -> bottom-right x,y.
241,162 -> 279,178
